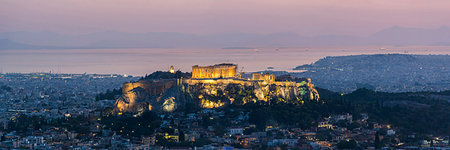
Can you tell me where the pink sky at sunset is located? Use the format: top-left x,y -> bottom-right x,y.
1,0 -> 450,36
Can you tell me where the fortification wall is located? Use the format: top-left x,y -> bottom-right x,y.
184,78 -> 254,86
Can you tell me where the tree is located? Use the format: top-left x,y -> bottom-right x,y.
375,132 -> 381,149
214,125 -> 225,136
243,127 -> 257,135
348,122 -> 361,130
316,129 -> 332,141
337,139 -> 357,150
248,109 -> 268,130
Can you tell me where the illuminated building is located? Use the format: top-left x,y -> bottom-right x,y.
164,128 -> 180,142
164,134 -> 179,142
192,63 -> 237,79
252,73 -> 275,82
318,121 -> 333,129
169,66 -> 175,74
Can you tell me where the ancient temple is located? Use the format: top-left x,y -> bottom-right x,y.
191,63 -> 237,79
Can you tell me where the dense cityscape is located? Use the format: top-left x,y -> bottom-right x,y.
0,62 -> 448,149
294,54 -> 450,93
2,0 -> 450,150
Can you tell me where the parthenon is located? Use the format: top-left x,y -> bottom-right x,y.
192,63 -> 237,79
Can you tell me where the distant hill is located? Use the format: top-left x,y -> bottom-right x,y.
2,26 -> 450,49
294,54 -> 450,93
222,47 -> 254,49
0,39 -> 37,50
0,39 -> 94,50
366,26 -> 450,46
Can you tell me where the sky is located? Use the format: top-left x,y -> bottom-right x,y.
1,0 -> 450,36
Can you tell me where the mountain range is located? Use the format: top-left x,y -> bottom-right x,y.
1,26 -> 450,50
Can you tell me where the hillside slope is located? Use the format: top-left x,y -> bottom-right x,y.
294,54 -> 450,93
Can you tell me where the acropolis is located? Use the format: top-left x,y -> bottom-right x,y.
192,63 -> 237,79
114,63 -> 320,113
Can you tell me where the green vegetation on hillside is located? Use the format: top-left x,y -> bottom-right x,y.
319,88 -> 450,135
141,71 -> 191,80
101,111 -> 161,137
96,88 -> 122,101
228,88 -> 450,135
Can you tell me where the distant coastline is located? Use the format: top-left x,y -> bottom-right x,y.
293,54 -> 450,93
221,47 -> 254,49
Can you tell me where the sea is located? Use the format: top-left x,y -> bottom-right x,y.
1,46 -> 449,76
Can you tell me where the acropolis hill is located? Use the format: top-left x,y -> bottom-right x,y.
114,64 -> 319,113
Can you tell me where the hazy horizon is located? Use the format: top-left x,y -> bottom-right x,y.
2,0 -> 450,75
3,0 -> 450,36
1,47 -> 449,76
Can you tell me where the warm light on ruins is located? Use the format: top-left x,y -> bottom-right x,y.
252,73 -> 275,82
114,63 -> 320,113
201,99 -> 224,108
192,64 -> 237,79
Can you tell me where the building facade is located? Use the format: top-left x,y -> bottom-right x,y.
192,64 -> 237,79
252,73 -> 275,82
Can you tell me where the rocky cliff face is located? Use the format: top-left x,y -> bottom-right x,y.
114,86 -> 150,113
183,80 -> 319,108
114,79 -> 179,113
114,78 -> 320,113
